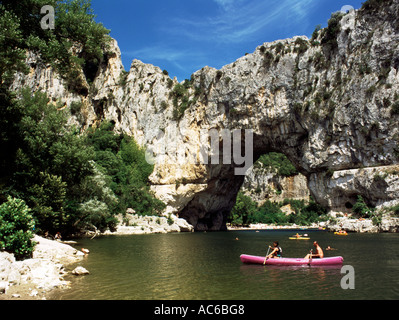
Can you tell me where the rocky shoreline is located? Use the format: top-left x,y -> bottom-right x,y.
228,214 -> 399,233
0,235 -> 86,300
101,212 -> 194,236
323,214 -> 399,233
0,213 -> 194,300
2,212 -> 397,300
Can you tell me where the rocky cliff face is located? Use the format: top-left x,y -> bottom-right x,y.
12,1 -> 399,230
241,165 -> 310,205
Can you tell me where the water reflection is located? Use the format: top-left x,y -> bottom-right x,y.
238,263 -> 342,300
50,231 -> 399,300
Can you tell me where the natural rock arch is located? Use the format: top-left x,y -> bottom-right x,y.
139,5 -> 399,230
13,2 -> 399,231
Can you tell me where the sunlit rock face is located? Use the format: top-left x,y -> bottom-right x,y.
13,2 -> 399,230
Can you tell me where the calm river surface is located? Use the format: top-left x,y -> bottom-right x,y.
50,230 -> 399,300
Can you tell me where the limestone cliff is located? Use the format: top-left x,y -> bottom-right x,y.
241,165 -> 310,205
12,1 -> 399,230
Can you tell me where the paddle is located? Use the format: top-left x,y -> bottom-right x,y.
263,246 -> 271,265
308,249 -> 313,266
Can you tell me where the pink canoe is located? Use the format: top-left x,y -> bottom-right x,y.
240,254 -> 343,266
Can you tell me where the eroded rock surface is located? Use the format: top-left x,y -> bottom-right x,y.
12,2 -> 399,230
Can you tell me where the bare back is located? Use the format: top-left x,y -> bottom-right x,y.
315,245 -> 324,258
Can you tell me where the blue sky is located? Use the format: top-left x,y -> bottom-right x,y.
91,0 -> 364,81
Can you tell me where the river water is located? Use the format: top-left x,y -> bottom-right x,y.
50,230 -> 399,300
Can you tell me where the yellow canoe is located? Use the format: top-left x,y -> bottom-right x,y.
334,232 -> 348,236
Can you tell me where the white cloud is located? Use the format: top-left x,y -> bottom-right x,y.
169,0 -> 317,44
123,46 -> 206,73
125,47 -> 185,62
212,0 -> 246,11
122,0 -> 319,79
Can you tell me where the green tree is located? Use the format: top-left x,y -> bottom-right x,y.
14,89 -> 94,186
1,0 -> 110,186
228,192 -> 258,226
352,195 -> 374,218
0,5 -> 29,85
86,121 -> 166,217
311,24 -> 322,41
257,152 -> 298,177
0,6 -> 30,182
229,194 -> 328,227
71,161 -> 118,232
0,0 -> 166,236
251,200 -> 287,224
321,12 -> 344,52
117,136 -> 154,185
26,172 -> 67,233
115,136 -> 166,216
1,0 -> 111,90
0,196 -> 35,260
9,89 -> 96,234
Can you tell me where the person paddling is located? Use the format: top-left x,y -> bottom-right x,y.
266,241 -> 282,259
304,241 -> 324,259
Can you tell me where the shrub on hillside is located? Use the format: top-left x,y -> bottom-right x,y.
0,197 -> 35,260
352,195 -> 375,218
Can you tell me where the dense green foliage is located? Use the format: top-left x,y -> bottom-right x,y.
0,7 -> 29,85
321,12 -> 344,52
227,153 -> 323,226
86,121 -> 166,217
352,195 -> 384,225
0,197 -> 35,260
0,0 -> 164,239
171,80 -> 199,121
256,153 -> 298,177
228,193 -> 327,227
2,90 -> 164,236
10,89 -> 96,234
0,0 -> 111,91
228,192 -> 258,226
1,87 -> 165,236
352,195 -> 375,218
0,0 -> 109,178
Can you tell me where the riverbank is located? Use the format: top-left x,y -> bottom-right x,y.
0,213 -> 195,300
33,231 -> 399,300
101,213 -> 194,236
227,223 -> 317,231
2,211 -> 397,300
324,214 -> 399,233
0,235 -> 85,300
227,213 -> 399,233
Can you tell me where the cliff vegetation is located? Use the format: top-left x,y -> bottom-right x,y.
0,1 -> 164,257
2,0 -> 399,236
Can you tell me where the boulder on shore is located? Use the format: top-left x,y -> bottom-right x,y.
325,214 -> 399,233
102,212 -> 194,235
72,266 -> 89,276
0,235 -> 85,299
